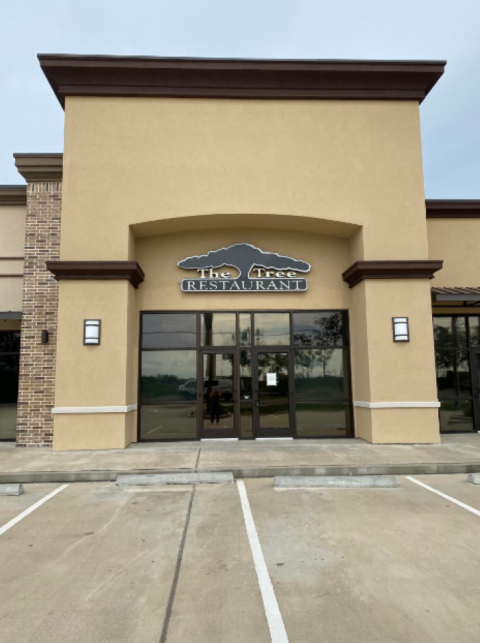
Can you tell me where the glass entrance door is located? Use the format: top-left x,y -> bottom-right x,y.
255,351 -> 293,437
201,351 -> 237,438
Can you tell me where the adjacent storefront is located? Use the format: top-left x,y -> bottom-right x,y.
1,54 -> 479,449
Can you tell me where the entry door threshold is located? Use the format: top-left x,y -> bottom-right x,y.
201,438 -> 239,441
256,437 -> 293,440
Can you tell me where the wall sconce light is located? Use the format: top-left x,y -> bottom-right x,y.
392,317 -> 409,342
41,330 -> 49,345
84,319 -> 101,345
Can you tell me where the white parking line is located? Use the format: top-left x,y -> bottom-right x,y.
237,480 -> 289,643
0,484 -> 69,537
406,476 -> 480,518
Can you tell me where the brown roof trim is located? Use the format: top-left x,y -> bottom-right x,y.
0,185 -> 27,205
426,200 -> 480,218
37,54 -> 446,108
14,153 -> 63,182
46,261 -> 145,288
342,260 -> 443,288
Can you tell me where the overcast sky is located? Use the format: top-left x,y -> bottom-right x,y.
1,0 -> 479,197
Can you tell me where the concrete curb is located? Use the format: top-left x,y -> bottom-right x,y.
116,472 -> 234,486
467,473 -> 480,485
1,462 -> 480,484
0,483 -> 24,496
274,475 -> 398,489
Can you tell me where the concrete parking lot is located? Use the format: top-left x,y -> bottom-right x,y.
1,475 -> 480,642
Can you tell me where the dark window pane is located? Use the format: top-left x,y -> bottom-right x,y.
239,313 -> 252,346
293,312 -> 347,347
433,317 -> 466,348
240,404 -> 253,438
0,332 -> 20,353
240,350 -> 252,399
0,355 -> 20,403
296,402 -> 351,437
201,313 -> 236,346
142,314 -> 196,348
295,349 -> 350,400
457,352 -> 472,396
141,350 -> 196,403
435,351 -> 471,398
468,317 -> 480,347
254,313 -> 290,345
140,404 -> 196,440
0,405 -> 17,440
439,400 -> 474,433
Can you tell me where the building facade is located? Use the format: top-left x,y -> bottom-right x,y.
0,55 -> 479,450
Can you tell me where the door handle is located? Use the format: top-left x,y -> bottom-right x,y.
255,400 -> 260,408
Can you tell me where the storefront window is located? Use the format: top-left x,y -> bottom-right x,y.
139,311 -> 353,440
294,349 -> 349,400
0,331 -> 20,441
293,311 -> 347,347
433,316 -> 466,348
239,313 -> 252,346
254,313 -> 290,345
439,400 -> 474,433
468,317 -> 480,346
140,349 -> 197,440
142,313 -> 196,348
296,402 -> 351,437
433,315 -> 477,433
201,313 -> 236,346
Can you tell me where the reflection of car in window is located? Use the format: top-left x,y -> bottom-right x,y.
178,380 -> 196,400
179,378 -> 233,401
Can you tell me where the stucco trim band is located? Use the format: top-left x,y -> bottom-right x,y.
46,261 -> 145,288
342,260 -> 443,288
354,401 -> 441,409
52,405 -> 138,414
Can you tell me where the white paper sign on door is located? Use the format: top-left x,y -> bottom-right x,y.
267,372 -> 277,386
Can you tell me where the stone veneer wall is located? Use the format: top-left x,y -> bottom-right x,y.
16,181 -> 61,446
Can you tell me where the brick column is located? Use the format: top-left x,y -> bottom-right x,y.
14,154 -> 63,447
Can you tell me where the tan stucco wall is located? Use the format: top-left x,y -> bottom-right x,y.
137,228 -> 351,312
350,279 -> 440,443
51,95 -> 442,448
53,413 -> 133,451
53,280 -> 137,449
0,204 -> 25,312
62,97 -> 428,262
356,407 -> 440,443
427,219 -> 480,287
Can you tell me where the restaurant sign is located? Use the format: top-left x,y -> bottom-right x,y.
178,243 -> 311,292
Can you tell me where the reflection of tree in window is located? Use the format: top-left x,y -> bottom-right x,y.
293,312 -> 344,347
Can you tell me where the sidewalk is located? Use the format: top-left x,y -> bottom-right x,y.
1,434 -> 480,483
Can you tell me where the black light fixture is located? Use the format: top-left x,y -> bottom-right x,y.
41,330 -> 49,345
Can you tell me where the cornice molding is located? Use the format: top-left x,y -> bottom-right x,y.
342,260 -> 443,288
426,200 -> 480,218
0,185 -> 27,205
46,261 -> 145,288
37,55 -> 446,108
14,153 -> 63,182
